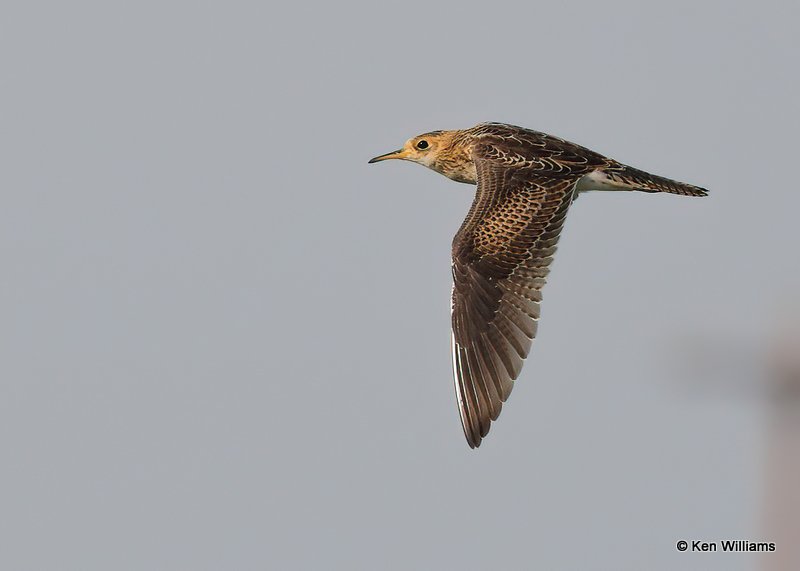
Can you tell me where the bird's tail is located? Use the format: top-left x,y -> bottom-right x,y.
599,162 -> 709,197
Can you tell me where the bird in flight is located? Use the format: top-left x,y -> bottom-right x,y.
369,122 -> 708,448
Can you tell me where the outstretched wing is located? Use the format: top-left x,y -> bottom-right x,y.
451,133 -> 604,448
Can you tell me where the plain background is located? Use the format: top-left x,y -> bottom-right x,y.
1,1 -> 798,570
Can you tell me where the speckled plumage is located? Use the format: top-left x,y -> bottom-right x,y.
369,122 -> 708,448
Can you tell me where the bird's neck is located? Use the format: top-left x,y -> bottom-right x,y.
432,134 -> 477,184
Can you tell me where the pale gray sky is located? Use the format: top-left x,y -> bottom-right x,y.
1,1 -> 798,570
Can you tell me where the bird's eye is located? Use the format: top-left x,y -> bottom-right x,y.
416,140 -> 429,150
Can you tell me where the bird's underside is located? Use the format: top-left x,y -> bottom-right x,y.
371,122 -> 708,448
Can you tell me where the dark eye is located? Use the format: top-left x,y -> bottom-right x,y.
416,140 -> 429,150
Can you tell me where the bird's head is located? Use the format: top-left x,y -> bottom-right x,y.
368,131 -> 451,168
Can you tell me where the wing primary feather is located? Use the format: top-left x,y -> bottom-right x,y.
480,333 -> 515,400
452,331 -> 482,447
459,344 -> 491,438
466,342 -> 500,424
473,336 -> 504,419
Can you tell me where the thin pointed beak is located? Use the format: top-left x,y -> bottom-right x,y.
368,148 -> 408,164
